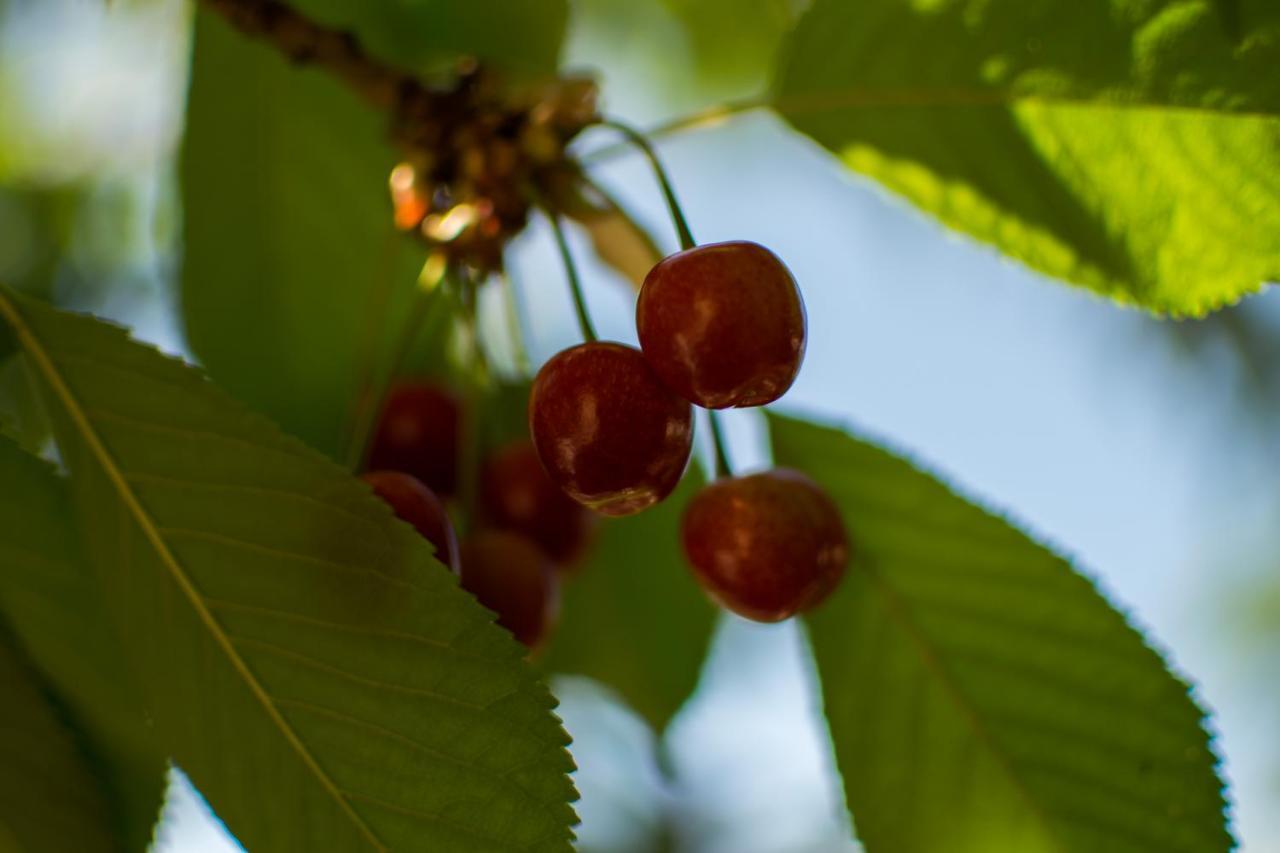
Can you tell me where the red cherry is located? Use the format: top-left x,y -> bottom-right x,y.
361,471 -> 461,574
460,531 -> 560,650
480,439 -> 596,567
367,381 -> 461,497
681,469 -> 848,622
529,341 -> 693,517
637,240 -> 806,409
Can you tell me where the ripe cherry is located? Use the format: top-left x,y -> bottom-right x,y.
460,531 -> 560,650
637,240 -> 805,409
366,381 -> 461,497
480,439 -> 595,566
361,471 -> 461,574
529,341 -> 693,517
681,469 -> 848,622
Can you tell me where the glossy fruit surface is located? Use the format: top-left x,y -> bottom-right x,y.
366,381 -> 460,496
681,468 -> 848,622
529,341 -> 693,517
637,240 -> 805,409
460,531 -> 560,650
361,471 -> 461,574
480,439 -> 595,566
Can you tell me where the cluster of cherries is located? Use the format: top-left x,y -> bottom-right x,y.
361,238 -> 849,651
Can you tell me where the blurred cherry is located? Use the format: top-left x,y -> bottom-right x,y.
529,341 -> 692,517
682,468 -> 847,622
637,240 -> 805,409
481,439 -> 595,566
460,531 -> 560,650
367,381 -> 460,496
362,470 -> 460,574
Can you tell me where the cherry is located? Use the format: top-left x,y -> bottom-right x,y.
460,531 -> 560,650
681,469 -> 848,622
361,471 -> 461,574
366,381 -> 461,497
480,439 -> 595,566
529,341 -> 693,517
637,240 -> 805,409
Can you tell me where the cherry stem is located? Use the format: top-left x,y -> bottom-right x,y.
343,253 -> 443,471
499,269 -> 532,377
598,117 -> 697,252
458,268 -> 488,531
543,205 -> 599,344
708,410 -> 733,480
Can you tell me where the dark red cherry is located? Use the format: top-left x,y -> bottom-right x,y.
367,381 -> 460,496
361,471 -> 461,574
480,440 -> 595,567
637,240 -> 805,409
529,341 -> 693,517
460,531 -> 560,650
681,469 -> 848,622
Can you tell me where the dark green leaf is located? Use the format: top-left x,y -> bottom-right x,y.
0,288 -> 577,852
774,0 -> 1280,316
289,0 -> 567,79
771,413 -> 1230,852
542,470 -> 716,730
0,627 -> 119,853
0,435 -> 166,851
181,9 -> 428,459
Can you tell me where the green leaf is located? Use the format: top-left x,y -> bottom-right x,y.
773,0 -> 1280,316
288,0 -> 567,79
660,0 -> 796,91
0,288 -> 577,852
770,413 -> 1230,852
542,470 -> 716,730
181,9 -> 428,459
0,435 -> 166,852
0,627 -> 119,853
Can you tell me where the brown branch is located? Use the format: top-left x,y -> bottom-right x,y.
197,0 -> 417,112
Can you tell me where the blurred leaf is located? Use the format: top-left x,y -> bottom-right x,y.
542,470 -> 716,730
661,0 -> 797,91
774,0 -> 1280,316
288,0 -> 567,79
0,289 -> 577,851
0,355 -> 49,453
0,628 -> 120,853
181,9 -> 427,459
771,413 -> 1230,853
0,435 -> 166,851
562,178 -> 664,292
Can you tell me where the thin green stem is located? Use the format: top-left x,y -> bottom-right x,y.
543,207 -> 599,343
457,269 -> 488,531
597,117 -> 697,252
499,269 -> 532,377
707,410 -> 733,480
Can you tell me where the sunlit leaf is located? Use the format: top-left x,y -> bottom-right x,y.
774,0 -> 1280,316
0,627 -> 119,853
771,413 -> 1230,852
0,435 -> 166,851
542,470 -> 716,730
0,288 -> 578,852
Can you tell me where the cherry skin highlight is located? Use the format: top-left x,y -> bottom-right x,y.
460,531 -> 560,650
361,470 -> 461,574
366,381 -> 461,497
637,240 -> 806,409
480,439 -> 595,567
681,468 -> 848,622
529,341 -> 693,517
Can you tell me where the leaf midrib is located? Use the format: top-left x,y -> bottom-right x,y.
852,550 -> 1068,853
0,292 -> 387,852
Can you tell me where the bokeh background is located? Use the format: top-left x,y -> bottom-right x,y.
1,1 -> 1277,850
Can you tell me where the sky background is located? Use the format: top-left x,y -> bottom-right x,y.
2,1 -> 1277,850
